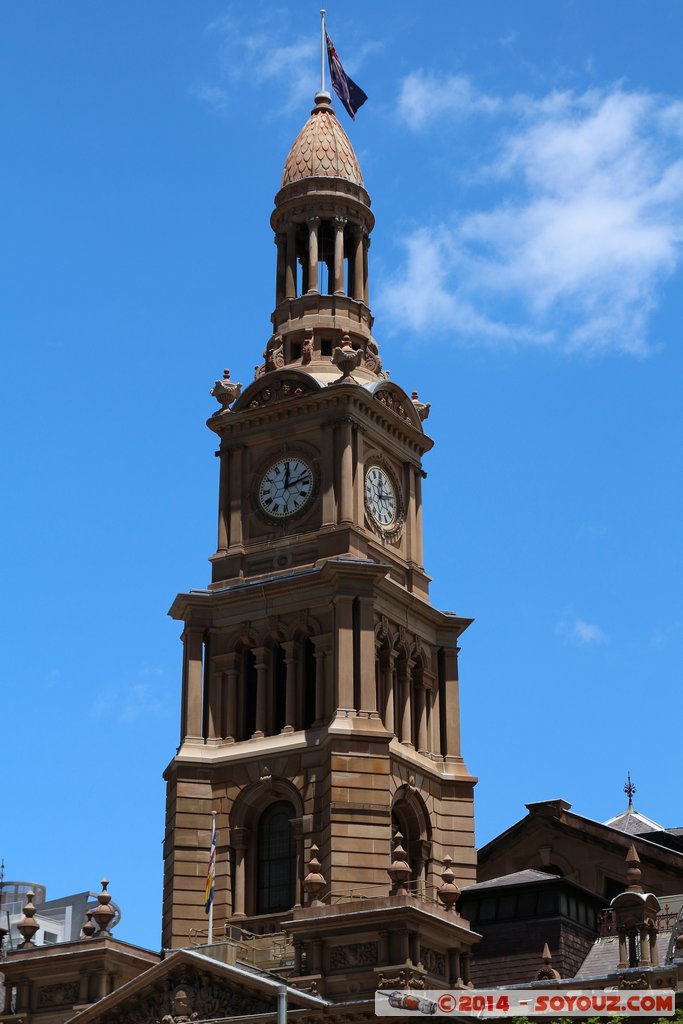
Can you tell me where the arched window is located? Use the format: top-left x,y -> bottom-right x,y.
257,801 -> 296,914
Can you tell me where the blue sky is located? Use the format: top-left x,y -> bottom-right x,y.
3,2 -> 682,951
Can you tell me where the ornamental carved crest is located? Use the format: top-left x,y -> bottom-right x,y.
98,967 -> 274,1024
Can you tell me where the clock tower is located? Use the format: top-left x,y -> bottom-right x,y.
162,90 -> 477,982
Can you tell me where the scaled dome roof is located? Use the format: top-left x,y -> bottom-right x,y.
281,95 -> 363,187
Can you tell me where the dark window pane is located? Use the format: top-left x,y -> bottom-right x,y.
257,801 -> 296,914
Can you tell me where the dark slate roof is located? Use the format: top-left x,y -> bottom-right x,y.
575,933 -> 671,980
604,807 -> 666,835
463,870 -> 560,892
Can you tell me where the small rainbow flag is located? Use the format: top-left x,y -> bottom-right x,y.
204,816 -> 216,914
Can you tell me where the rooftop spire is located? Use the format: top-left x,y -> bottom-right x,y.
624,770 -> 636,809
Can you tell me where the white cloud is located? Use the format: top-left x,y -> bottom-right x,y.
397,71 -> 500,131
194,85 -> 229,111
384,79 -> 683,355
91,668 -> 166,724
558,617 -> 608,645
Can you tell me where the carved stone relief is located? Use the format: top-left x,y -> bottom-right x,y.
329,941 -> 379,970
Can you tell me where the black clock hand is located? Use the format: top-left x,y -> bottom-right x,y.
284,461 -> 291,487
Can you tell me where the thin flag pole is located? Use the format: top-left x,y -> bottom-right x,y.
208,810 -> 216,944
320,9 -> 326,94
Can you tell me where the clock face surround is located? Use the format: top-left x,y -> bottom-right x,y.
258,456 -> 314,519
365,463 -> 399,529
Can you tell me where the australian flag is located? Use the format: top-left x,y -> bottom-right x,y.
326,32 -> 368,119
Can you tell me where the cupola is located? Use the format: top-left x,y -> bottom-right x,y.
262,93 -> 382,384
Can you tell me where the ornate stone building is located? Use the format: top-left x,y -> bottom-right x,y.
2,85 -> 683,1024
161,88 -> 478,961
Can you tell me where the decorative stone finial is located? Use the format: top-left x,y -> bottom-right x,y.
387,832 -> 412,895
536,942 -> 561,980
303,843 -> 326,906
17,890 -> 40,947
437,855 -> 460,912
210,369 -> 242,411
331,333 -> 362,383
91,878 -> 115,936
411,391 -> 431,422
625,844 -> 643,892
624,771 -> 636,809
82,909 -> 96,939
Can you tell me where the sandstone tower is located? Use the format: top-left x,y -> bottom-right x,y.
161,90 -> 478,988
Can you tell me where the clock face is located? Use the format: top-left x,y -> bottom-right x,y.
365,465 -> 398,528
258,457 -> 314,519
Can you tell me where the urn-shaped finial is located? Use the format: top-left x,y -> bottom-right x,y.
387,832 -> 412,895
17,890 -> 40,947
302,843 -> 326,906
91,878 -> 115,936
437,856 -> 460,912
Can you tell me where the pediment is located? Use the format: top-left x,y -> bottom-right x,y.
232,370 -> 322,413
67,948 -> 326,1024
366,381 -> 423,431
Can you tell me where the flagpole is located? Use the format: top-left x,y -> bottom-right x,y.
320,9 -> 326,94
208,810 -> 216,944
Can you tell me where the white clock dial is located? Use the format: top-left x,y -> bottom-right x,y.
259,457 -> 314,519
365,465 -> 398,528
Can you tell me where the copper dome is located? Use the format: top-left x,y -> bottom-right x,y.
281,95 -> 363,187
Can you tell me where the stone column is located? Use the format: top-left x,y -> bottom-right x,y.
335,594 -> 355,714
427,671 -> 440,756
206,661 -> 222,742
282,640 -> 298,732
617,928 -> 628,967
275,233 -> 286,305
358,596 -> 378,717
333,216 -> 346,294
311,939 -> 323,973
441,647 -> 462,760
298,254 -> 308,295
231,828 -> 249,918
311,633 -> 332,724
184,627 -> 204,741
224,654 -> 239,743
78,972 -> 90,1005
461,952 -> 472,985
363,236 -> 370,305
216,447 -> 228,554
353,226 -> 364,299
384,650 -> 396,735
228,446 -> 244,549
399,928 -> 410,964
415,469 -> 424,568
399,659 -> 414,746
405,463 -> 416,564
307,217 -> 320,293
448,949 -> 461,987
416,682 -> 428,754
339,418 -> 354,525
639,926 -> 651,965
252,646 -> 268,738
322,423 -> 336,527
285,223 -> 297,299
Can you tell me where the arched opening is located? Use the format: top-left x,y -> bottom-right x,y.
257,800 -> 296,915
392,788 -> 433,894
